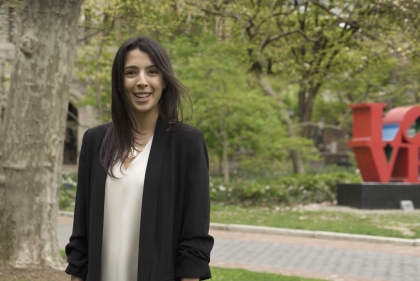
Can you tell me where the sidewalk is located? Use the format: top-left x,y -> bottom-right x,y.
58,216 -> 420,281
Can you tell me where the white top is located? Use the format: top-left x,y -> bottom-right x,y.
101,137 -> 153,281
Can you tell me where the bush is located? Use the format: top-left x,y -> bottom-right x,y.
59,170 -> 362,210
210,171 -> 362,206
59,172 -> 77,211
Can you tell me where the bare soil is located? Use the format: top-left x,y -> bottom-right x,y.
0,263 -> 68,281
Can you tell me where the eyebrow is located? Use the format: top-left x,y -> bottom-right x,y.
124,64 -> 157,69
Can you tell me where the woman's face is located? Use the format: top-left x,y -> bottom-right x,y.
123,48 -> 165,118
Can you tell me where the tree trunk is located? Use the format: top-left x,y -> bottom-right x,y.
298,82 -> 321,138
95,44 -> 104,123
93,14 -> 115,124
0,0 -> 82,269
290,150 -> 304,174
221,124 -> 230,184
258,75 -> 305,174
218,156 -> 223,175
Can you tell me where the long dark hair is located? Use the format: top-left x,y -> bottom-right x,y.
100,36 -> 191,177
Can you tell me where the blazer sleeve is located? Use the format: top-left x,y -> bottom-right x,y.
175,130 -> 214,280
65,129 -> 90,278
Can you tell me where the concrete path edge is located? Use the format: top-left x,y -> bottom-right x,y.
59,211 -> 420,247
210,223 -> 420,247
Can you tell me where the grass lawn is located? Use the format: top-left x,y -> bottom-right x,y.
211,267 -> 325,280
211,203 -> 420,239
0,267 -> 326,281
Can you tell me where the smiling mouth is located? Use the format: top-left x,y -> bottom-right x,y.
134,93 -> 152,98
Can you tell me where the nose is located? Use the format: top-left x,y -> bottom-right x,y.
136,72 -> 148,87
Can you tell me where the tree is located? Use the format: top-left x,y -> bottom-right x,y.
78,0 -> 419,176
170,34 -> 313,182
0,0 -> 82,269
76,0 -> 317,177
373,0 -> 420,107
186,0 -> 397,173
75,0 -> 191,122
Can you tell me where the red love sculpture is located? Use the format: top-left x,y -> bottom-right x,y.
349,103 -> 420,182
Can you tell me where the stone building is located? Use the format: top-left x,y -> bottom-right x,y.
0,4 -> 98,167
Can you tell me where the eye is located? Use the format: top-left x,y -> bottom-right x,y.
149,69 -> 159,75
125,69 -> 136,75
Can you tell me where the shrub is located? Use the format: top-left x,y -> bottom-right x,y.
210,171 -> 362,206
59,172 -> 77,211
59,170 -> 362,210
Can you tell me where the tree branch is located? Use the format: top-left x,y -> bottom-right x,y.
296,121 -> 342,131
185,1 -> 240,21
260,29 -> 321,56
310,0 -> 360,30
339,83 -> 372,128
258,74 -> 298,139
259,0 -> 278,56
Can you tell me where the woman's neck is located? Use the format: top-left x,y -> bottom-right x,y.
132,110 -> 159,136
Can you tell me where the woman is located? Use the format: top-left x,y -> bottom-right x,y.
65,36 -> 213,281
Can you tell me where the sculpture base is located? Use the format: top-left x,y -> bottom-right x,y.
337,183 -> 420,209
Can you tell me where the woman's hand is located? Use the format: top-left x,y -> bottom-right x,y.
70,275 -> 84,281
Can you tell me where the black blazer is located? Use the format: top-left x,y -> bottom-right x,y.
65,118 -> 214,281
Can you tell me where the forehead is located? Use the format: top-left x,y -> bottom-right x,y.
125,48 -> 154,67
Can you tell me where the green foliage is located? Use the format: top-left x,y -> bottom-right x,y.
211,204 -> 420,239
188,1 -> 396,119
312,97 -> 348,125
75,1 -> 320,173
170,33 -> 317,166
210,171 -> 362,206
183,0 -> 420,133
75,0 -> 197,122
59,173 -> 77,211
59,170 -> 361,211
72,0 -> 420,175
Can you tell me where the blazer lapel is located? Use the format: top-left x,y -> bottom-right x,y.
137,117 -> 169,281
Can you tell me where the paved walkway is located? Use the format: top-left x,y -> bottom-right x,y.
58,216 -> 420,281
